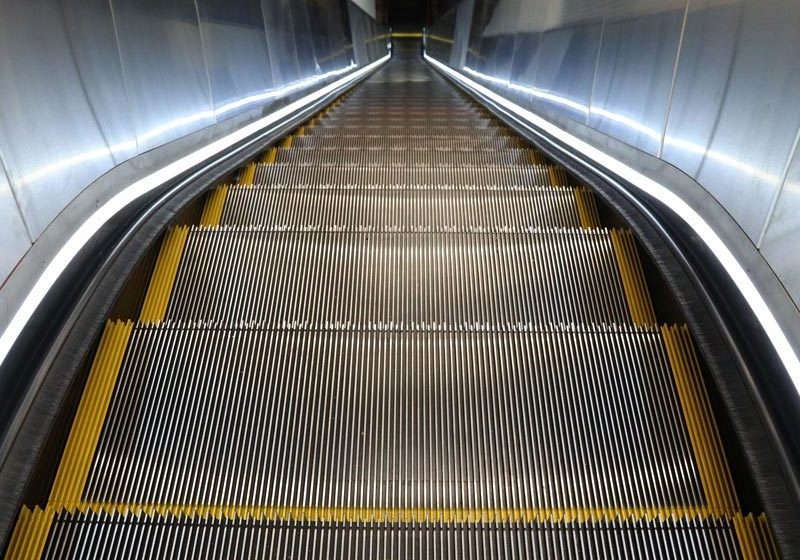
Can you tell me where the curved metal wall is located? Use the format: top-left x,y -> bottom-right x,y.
0,0 -> 386,289
428,0 -> 800,313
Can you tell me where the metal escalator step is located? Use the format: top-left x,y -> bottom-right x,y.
273,148 -> 540,166
166,228 -> 633,325
252,164 -> 556,187
82,324 -> 703,515
291,135 -> 526,150
312,123 -> 506,134
219,186 -> 582,228
37,509 -> 744,559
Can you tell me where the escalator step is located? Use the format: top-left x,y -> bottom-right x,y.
166,228 -> 634,325
17,508 -> 752,560
291,135 -> 526,150
273,148 -> 542,166
219,186 -> 583,228
251,164 -> 560,187
81,323 -> 704,515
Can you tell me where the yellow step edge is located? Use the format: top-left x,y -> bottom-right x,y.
610,229 -> 657,326
261,147 -> 277,165
733,513 -> 779,560
199,185 -> 229,227
139,227 -> 189,323
238,162 -> 257,184
279,135 -> 293,149
48,321 -> 133,510
662,325 -> 739,516
65,503 -> 715,524
574,187 -> 601,228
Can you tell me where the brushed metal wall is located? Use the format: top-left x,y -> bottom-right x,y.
428,0 -> 800,311
0,0 -> 386,289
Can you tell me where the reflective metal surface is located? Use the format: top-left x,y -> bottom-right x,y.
589,0 -> 686,155
0,163 -> 29,286
427,0 -> 800,310
662,0 -> 800,239
0,0 -> 135,238
534,16 -> 603,124
112,0 -> 215,153
0,0 -> 387,290
196,0 -> 274,118
762,146 -> 800,306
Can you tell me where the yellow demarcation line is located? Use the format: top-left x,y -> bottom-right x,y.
9,504 -> 728,526
547,165 -> 568,187
139,227 -> 189,323
662,325 -> 739,517
610,229 -> 657,326
7,503 -> 776,559
261,147 -> 277,165
279,135 -> 293,149
734,513 -> 780,560
392,32 -> 424,39
239,162 -> 257,184
49,321 -> 133,509
199,185 -> 229,227
4,507 -> 54,560
574,188 -> 601,228
528,150 -> 546,165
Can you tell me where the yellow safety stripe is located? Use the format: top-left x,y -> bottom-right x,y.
574,188 -> 601,228
4,507 -> 54,560
733,513 -> 779,560
238,162 -> 257,184
280,135 -> 293,149
528,150 -> 546,165
610,229 -> 657,326
30,503 -> 718,525
392,32 -> 424,39
262,147 -> 277,165
48,321 -> 133,508
546,165 -> 568,187
662,325 -> 739,516
199,185 -> 229,227
139,227 -> 189,323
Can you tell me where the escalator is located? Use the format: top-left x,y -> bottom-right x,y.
3,41 -> 780,558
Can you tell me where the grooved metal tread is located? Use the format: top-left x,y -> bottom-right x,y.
251,164 -> 561,187
273,148 -> 541,166
291,136 -> 526,150
37,509 -> 745,559
167,227 -> 633,325
83,323 -> 701,512
220,186 -> 583,228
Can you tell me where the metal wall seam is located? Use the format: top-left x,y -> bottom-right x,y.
657,0 -> 691,159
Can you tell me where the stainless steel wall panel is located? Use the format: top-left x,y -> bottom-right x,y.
261,0 -> 301,85
761,144 -> 800,309
661,0 -> 800,239
532,18 -> 603,124
0,164 -> 30,286
289,0 -> 319,78
508,31 -> 540,106
111,0 -> 215,152
195,0 -> 275,119
589,0 -> 686,155
0,0 -> 136,238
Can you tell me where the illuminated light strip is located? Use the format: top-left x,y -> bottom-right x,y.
427,53 -> 800,386
0,54 -> 390,370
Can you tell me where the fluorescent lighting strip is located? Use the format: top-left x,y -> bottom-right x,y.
0,54 -> 390,369
425,52 -> 800,387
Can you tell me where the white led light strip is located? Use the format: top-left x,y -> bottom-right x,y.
0,54 -> 391,369
425,52 -> 800,387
